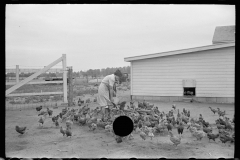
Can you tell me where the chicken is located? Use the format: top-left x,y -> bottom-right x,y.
186,110 -> 190,117
38,111 -> 47,116
138,120 -> 143,129
97,120 -> 108,129
139,129 -> 147,140
217,124 -> 226,130
143,100 -> 148,108
119,101 -> 127,110
105,124 -> 113,133
199,114 -> 203,122
177,122 -> 184,137
218,129 -> 230,136
171,116 -> 177,127
145,127 -> 155,140
36,105 -> 43,112
47,107 -> 53,117
89,123 -> 97,132
166,122 -> 173,131
192,123 -> 201,130
55,120 -> 59,127
60,126 -> 66,136
65,128 -> 72,138
52,115 -> 59,123
78,116 -> 87,125
144,117 -> 151,127
183,108 -> 187,114
203,126 -> 213,134
38,117 -> 44,127
169,131 -> 181,148
207,133 -> 219,142
85,98 -> 91,103
172,104 -> 176,110
66,119 -> 73,130
224,118 -> 233,131
219,134 -> 234,145
138,102 -> 144,109
115,135 -> 123,143
217,108 -> 226,117
192,128 -> 206,141
154,123 -> 166,135
202,120 -> 210,128
15,126 -> 27,135
209,106 -> 217,114
177,109 -> 181,119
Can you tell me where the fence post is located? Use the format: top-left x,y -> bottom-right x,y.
68,66 -> 73,107
62,54 -> 68,103
16,65 -> 19,84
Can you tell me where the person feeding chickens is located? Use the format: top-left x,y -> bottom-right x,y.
97,69 -> 122,119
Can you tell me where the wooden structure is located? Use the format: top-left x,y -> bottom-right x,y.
125,26 -> 235,104
5,54 -> 68,103
67,66 -> 74,106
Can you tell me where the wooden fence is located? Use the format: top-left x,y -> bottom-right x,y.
5,54 -> 68,103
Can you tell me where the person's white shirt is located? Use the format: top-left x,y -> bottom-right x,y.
101,74 -> 115,87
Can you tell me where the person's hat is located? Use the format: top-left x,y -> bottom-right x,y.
114,69 -> 122,77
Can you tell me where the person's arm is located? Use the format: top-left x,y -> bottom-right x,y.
109,85 -> 114,101
109,75 -> 116,102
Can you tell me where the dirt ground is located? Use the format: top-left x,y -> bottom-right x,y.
6,90 -> 235,158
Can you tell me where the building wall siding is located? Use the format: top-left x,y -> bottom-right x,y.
131,46 -> 235,98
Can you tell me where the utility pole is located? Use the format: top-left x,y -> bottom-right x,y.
67,66 -> 73,107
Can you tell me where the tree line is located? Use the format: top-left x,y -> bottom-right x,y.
6,66 -> 131,79
79,66 -> 130,78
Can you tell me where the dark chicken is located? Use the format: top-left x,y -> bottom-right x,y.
115,135 -> 123,143
203,126 -> 212,134
65,128 -> 72,137
219,134 -> 234,144
207,133 -> 219,142
177,122 -> 184,137
15,126 -> 27,135
209,106 -> 217,114
36,105 -> 42,112
166,122 -> 173,131
119,101 -> 127,110
38,111 -> 47,116
47,107 -> 53,117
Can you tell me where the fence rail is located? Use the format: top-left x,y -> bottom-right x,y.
7,92 -> 63,97
5,54 -> 68,103
6,81 -> 63,86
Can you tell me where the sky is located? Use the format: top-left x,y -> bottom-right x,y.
6,4 -> 235,72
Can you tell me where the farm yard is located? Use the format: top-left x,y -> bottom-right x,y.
5,82 -> 235,158
5,5 -> 235,159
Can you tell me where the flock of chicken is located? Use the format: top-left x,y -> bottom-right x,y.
15,98 -> 235,150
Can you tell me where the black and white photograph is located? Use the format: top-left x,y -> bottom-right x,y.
6,4 -> 235,158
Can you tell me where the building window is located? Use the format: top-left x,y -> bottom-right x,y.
183,87 -> 195,96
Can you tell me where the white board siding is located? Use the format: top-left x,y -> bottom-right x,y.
131,46 -> 234,98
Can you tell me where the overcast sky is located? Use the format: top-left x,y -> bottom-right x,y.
6,4 -> 235,71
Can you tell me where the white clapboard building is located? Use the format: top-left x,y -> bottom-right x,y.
124,25 -> 235,103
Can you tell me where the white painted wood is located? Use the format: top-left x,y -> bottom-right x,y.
125,43 -> 234,62
16,65 -> 19,83
131,46 -> 234,98
6,68 -> 63,73
6,81 -> 63,86
6,92 -> 63,97
6,56 -> 63,96
62,54 -> 68,103
130,62 -> 133,96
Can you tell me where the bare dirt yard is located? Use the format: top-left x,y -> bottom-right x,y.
6,87 -> 235,158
